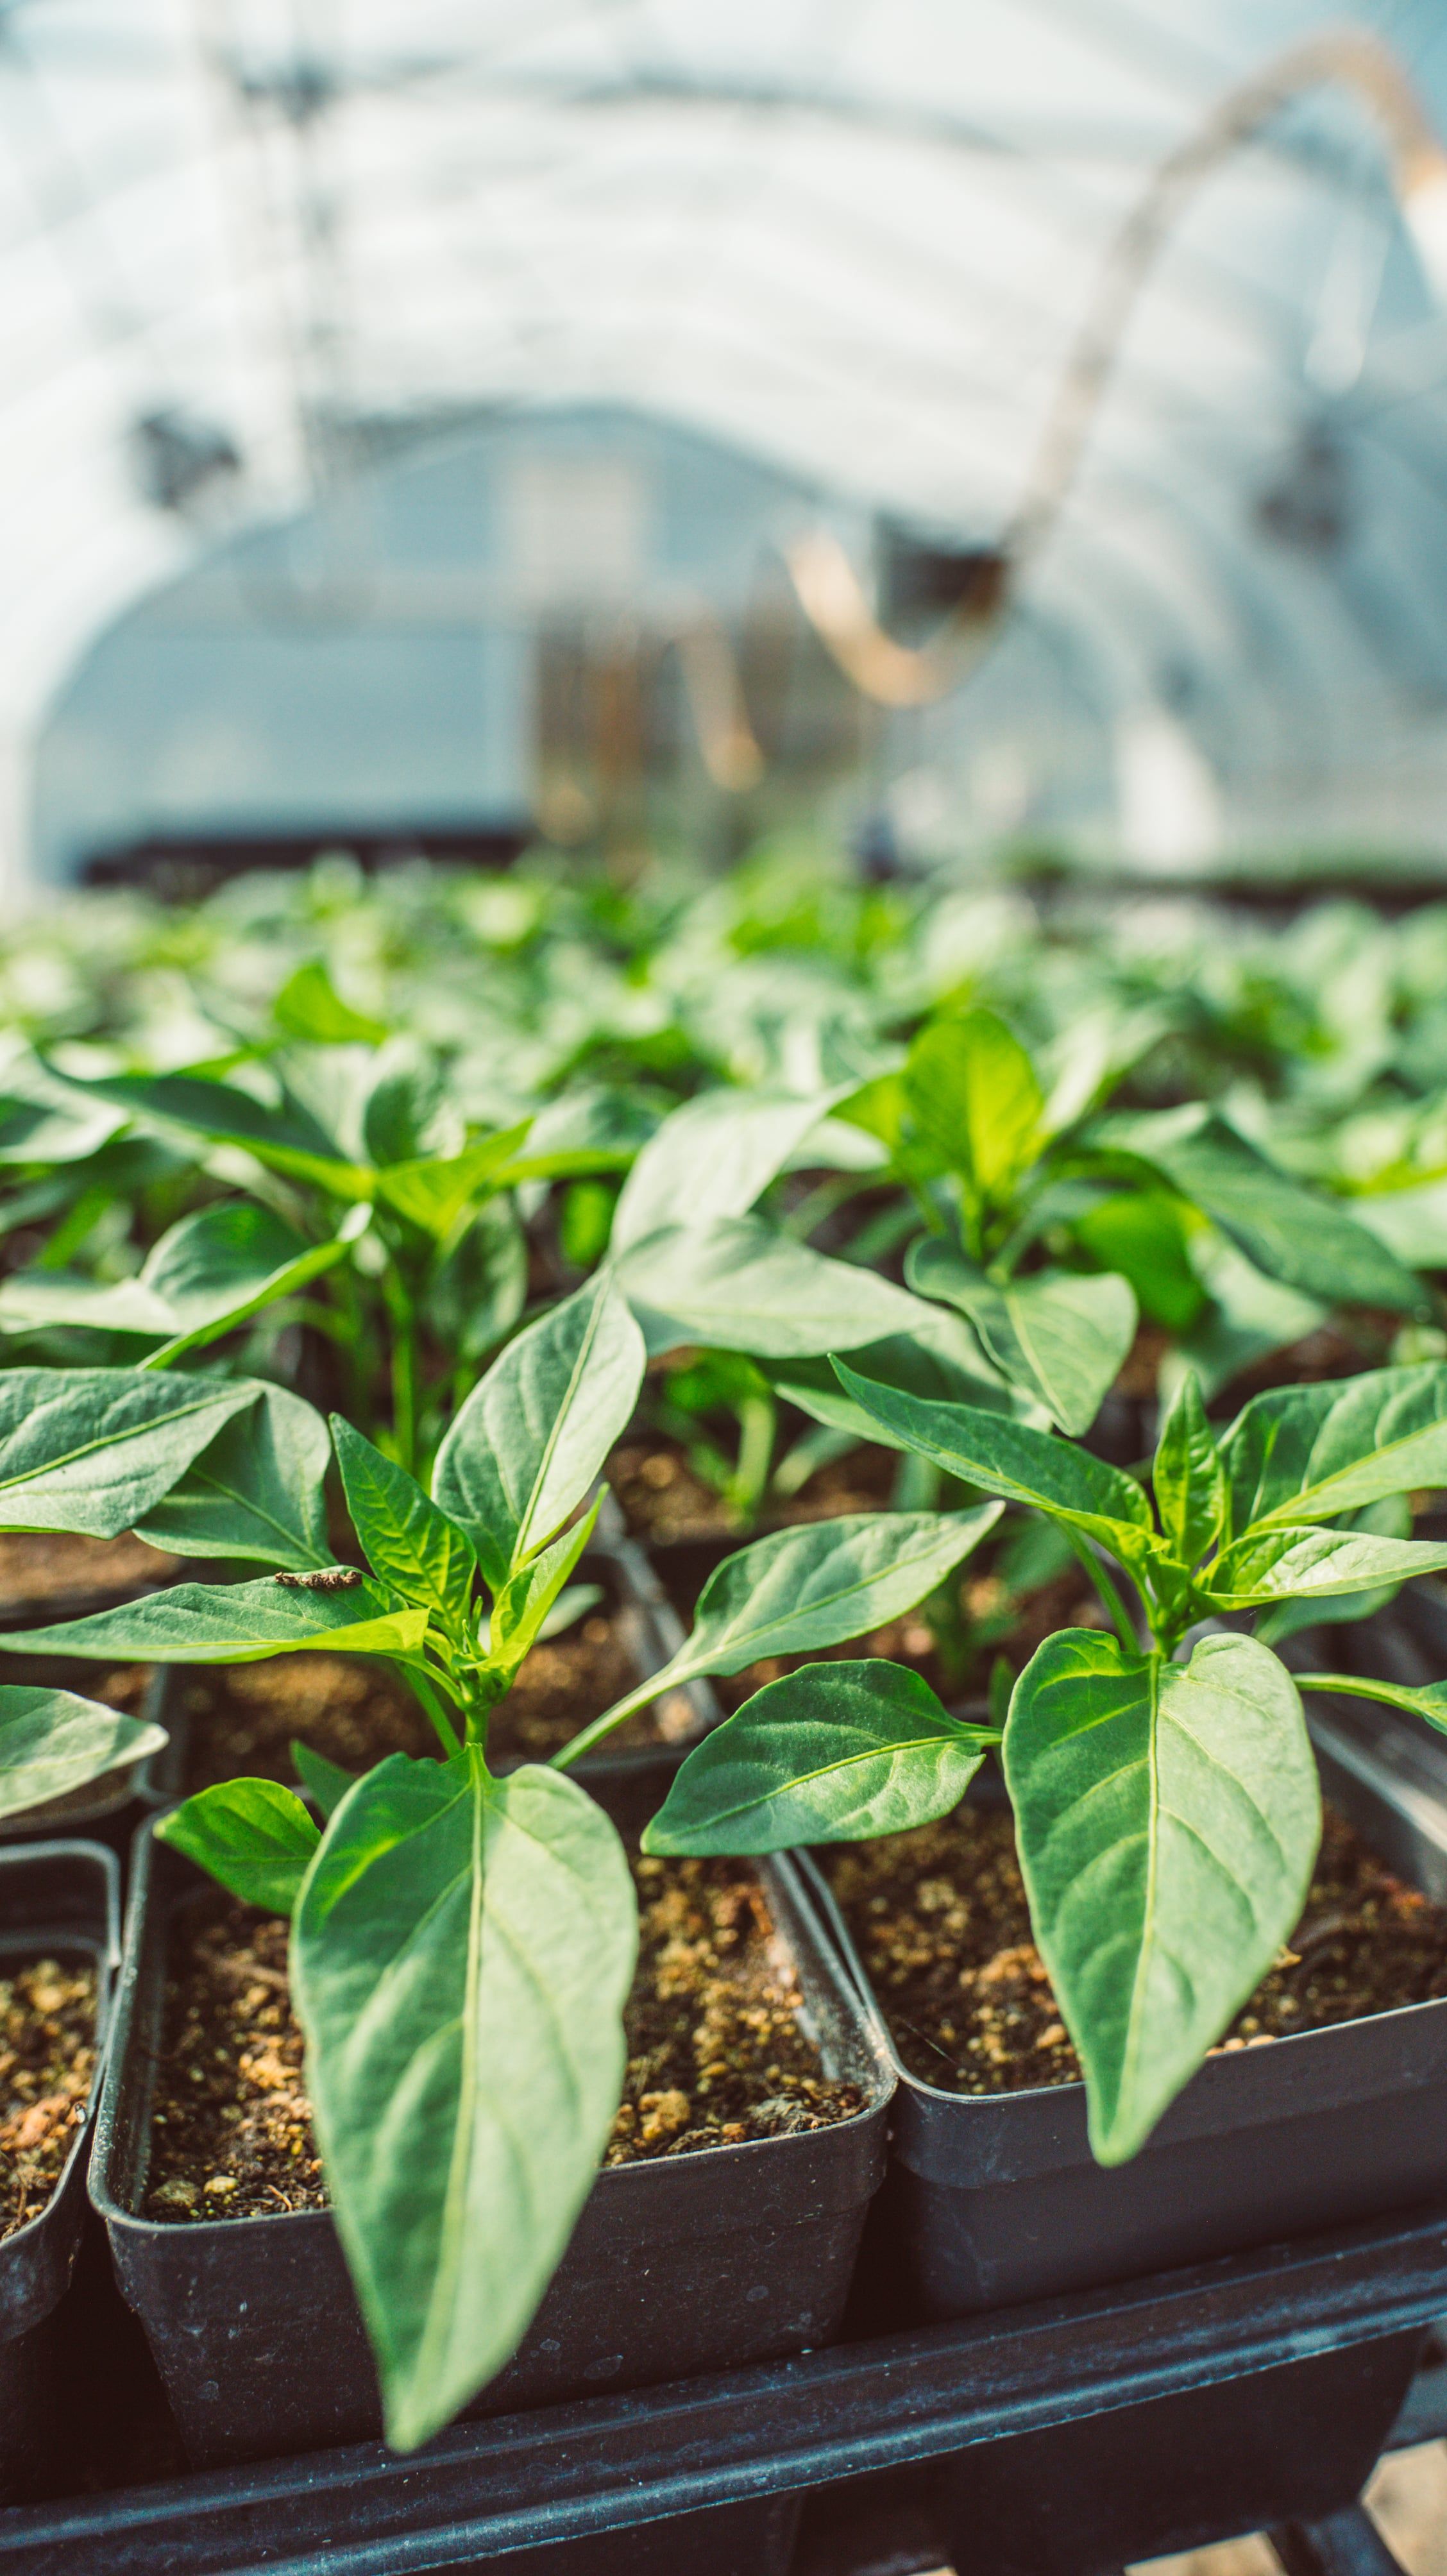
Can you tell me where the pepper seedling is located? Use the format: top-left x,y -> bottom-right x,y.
648,1357 -> 1447,2165
830,1006 -> 1428,1430
1,1275 -> 1001,2451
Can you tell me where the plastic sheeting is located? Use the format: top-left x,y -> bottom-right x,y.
8,0 -> 1447,877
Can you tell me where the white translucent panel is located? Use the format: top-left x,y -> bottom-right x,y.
0,0 -> 1445,872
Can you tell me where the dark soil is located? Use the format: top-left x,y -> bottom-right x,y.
0,1960 -> 97,2235
142,1858 -> 863,2223
607,1437 -> 899,1543
176,1614 -> 685,1792
144,1910 -> 320,2220
824,1800 -> 1447,2096
0,1530 -> 179,1614
605,1856 -> 864,2162
178,1655 -> 434,1792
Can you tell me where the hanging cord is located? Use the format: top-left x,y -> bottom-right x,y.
784,28 -> 1447,707
665,607 -> 765,790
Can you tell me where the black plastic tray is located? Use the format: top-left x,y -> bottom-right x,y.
90,1807 -> 894,2468
2,2189 -> 1446,2573
800,1704 -> 1447,2324
0,1841 -> 119,2501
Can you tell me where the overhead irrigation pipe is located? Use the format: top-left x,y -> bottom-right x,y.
786,26 -> 1447,708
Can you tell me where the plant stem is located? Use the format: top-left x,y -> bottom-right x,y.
731,1394 -> 776,1523
549,1671 -> 675,1771
380,1263 -> 418,1475
386,1657 -> 462,1758
1060,1526 -> 1142,1656
1293,1674 -> 1405,1706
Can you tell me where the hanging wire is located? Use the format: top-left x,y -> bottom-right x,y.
784,28 -> 1447,707
666,607 -> 765,791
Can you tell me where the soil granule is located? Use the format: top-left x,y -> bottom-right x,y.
142,1858 -> 863,2223
604,1855 -> 864,2162
177,1615 -> 684,1793
0,1960 -> 97,2236
824,1799 -> 1447,2096
608,1438 -> 899,1543
0,1530 -> 179,1614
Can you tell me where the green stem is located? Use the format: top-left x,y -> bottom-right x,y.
1294,1674 -> 1404,1706
550,1668 -> 682,1771
731,1394 -> 776,1523
379,1264 -> 419,1475
1060,1526 -> 1141,1656
385,1657 -> 462,1758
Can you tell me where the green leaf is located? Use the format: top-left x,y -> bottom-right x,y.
275,961 -> 389,1046
0,1577 -> 430,1663
0,1685 -> 166,1819
49,1069 -> 373,1198
1096,1108 -> 1425,1316
902,1010 -> 1044,1202
435,1273 -> 644,1589
616,1216 -> 934,1359
1167,1232 -> 1326,1404
0,1368 -> 260,1537
141,1201 -> 368,1364
1151,1371 -> 1224,1568
294,1750 -> 636,2450
0,1065 -> 130,1167
361,1053 -> 459,1168
422,1199 -> 528,1364
0,1272 -> 175,1341
1205,1525 -> 1447,1610
643,1507 -> 1002,1693
765,1312 -> 1029,1445
908,1241 -> 1136,1435
1352,1180 -> 1447,1269
332,1418 -> 477,1629
829,1361 -> 1158,1569
483,1495 -> 602,1680
643,1661 -> 992,1854
506,1086 -> 657,1181
1255,1496 -> 1410,1645
291,1740 -> 355,1817
373,1129 -> 532,1237
610,1088 -> 843,1254
131,1384 -> 332,1570
1072,1190 -> 1206,1334
1221,1364 -> 1447,1536
1005,1630 -> 1319,2162
157,1779 -> 320,1913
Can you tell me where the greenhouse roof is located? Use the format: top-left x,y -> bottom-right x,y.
7,0 -> 1447,866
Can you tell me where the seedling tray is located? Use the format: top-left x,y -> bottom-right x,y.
798,1703 -> 1447,2325
0,1841 -> 119,2502
0,2192 -> 1445,2574
89,1813 -> 893,2468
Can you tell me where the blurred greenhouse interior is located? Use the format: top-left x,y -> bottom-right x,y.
13,0 -> 1447,894
26,12 -> 1447,2564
